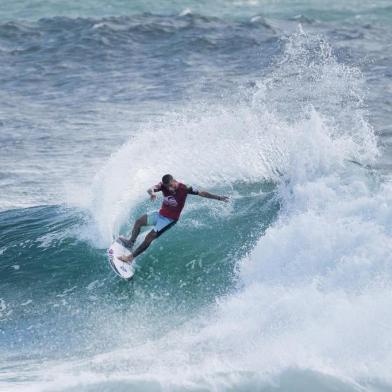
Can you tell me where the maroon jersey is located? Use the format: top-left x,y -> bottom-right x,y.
153,182 -> 198,221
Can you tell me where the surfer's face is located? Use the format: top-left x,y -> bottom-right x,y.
164,179 -> 178,192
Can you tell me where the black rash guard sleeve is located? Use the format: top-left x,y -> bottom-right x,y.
186,185 -> 199,195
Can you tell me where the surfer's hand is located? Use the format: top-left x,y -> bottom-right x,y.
150,194 -> 157,201
220,196 -> 229,203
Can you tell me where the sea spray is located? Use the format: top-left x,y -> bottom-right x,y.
68,29 -> 392,390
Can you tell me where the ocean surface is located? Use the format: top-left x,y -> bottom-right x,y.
1,1 -> 392,391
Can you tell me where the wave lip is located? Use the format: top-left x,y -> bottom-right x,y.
0,6 -> 390,389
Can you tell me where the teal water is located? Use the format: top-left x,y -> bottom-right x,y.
1,1 -> 392,391
1,0 -> 392,22
0,182 -> 279,356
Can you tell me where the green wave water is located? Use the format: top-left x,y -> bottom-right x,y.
0,181 -> 279,360
1,1 -> 392,391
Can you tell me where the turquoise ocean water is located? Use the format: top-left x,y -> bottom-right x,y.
1,1 -> 392,391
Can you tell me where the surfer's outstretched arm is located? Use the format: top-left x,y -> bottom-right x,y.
198,191 -> 229,202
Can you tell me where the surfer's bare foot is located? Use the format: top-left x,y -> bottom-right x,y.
118,253 -> 134,264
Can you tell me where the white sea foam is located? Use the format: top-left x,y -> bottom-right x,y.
86,28 -> 378,247
86,103 -> 281,244
36,29 -> 391,391
196,31 -> 390,387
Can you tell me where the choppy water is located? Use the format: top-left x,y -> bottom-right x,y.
1,1 -> 392,391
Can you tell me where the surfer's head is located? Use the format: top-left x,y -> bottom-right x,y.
162,174 -> 177,191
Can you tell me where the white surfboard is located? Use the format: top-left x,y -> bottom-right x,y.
107,239 -> 135,280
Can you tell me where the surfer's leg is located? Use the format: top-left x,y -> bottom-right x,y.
132,230 -> 158,258
129,214 -> 148,244
120,214 -> 148,248
119,215 -> 176,262
131,216 -> 176,259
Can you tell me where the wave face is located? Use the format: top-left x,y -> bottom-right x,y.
1,2 -> 392,392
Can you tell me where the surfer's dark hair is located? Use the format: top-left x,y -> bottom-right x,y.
162,174 -> 173,185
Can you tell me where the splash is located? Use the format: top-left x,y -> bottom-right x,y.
62,28 -> 392,391
87,28 -> 377,247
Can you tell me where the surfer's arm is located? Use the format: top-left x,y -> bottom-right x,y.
198,191 -> 229,202
147,183 -> 162,201
187,186 -> 228,202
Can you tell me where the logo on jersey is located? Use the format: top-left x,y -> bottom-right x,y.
163,195 -> 178,207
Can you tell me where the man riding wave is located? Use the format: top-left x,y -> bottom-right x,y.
118,174 -> 228,263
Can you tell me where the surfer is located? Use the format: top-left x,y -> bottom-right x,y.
118,174 -> 229,263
